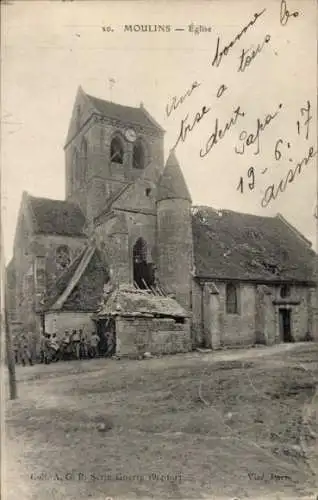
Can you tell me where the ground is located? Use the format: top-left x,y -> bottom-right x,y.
4,343 -> 318,500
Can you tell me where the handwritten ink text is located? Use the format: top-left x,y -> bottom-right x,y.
171,105 -> 210,151
280,0 -> 299,26
261,145 -> 317,207
165,81 -> 201,118
238,34 -> 271,72
296,100 -> 312,140
235,103 -> 283,156
212,8 -> 266,67
200,106 -> 245,158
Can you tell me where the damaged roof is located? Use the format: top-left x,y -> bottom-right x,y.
192,206 -> 316,283
96,284 -> 189,318
43,246 -> 109,311
28,194 -> 86,236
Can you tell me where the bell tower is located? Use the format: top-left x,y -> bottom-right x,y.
64,87 -> 165,226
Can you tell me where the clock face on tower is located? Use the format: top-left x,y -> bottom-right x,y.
125,128 -> 137,143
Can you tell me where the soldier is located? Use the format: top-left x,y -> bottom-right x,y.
90,331 -> 100,358
49,333 -> 60,362
106,331 -> 115,357
60,330 -> 71,360
43,334 -> 51,364
19,333 -> 33,366
40,331 -> 46,363
79,329 -> 88,359
71,329 -> 80,359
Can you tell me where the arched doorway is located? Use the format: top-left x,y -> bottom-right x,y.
133,238 -> 154,289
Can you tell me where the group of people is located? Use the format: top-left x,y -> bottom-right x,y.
13,328 -> 118,366
39,329 -> 101,364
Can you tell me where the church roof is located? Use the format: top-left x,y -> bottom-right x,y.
43,246 -> 109,311
95,284 -> 189,318
157,151 -> 192,202
86,93 -> 164,132
27,194 -> 86,236
192,206 -> 316,283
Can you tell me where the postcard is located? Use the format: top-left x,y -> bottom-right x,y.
2,1 -> 317,499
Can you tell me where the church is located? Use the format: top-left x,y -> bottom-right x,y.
6,87 -> 318,357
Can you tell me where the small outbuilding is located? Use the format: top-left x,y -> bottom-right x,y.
93,284 -> 191,357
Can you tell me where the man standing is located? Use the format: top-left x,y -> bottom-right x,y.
40,331 -> 46,363
71,329 -> 80,360
19,333 -> 33,366
79,329 -> 88,359
43,334 -> 51,364
49,333 -> 60,362
90,332 -> 100,358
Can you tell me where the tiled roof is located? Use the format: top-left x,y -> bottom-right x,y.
192,206 -> 316,283
86,94 -> 164,132
28,195 -> 86,236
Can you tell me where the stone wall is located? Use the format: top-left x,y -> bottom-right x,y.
32,233 -> 86,291
116,317 -> 191,356
94,214 -> 130,284
199,280 -> 315,349
157,198 -> 193,310
218,283 -> 256,347
272,285 -> 312,342
65,107 -> 164,222
191,279 -> 203,347
12,228 -> 86,335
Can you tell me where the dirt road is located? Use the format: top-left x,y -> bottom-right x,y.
3,342 -> 318,500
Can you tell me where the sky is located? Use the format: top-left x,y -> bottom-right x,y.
1,0 -> 317,262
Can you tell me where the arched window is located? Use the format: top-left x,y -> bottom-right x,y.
133,238 -> 154,289
226,283 -> 238,314
56,245 -> 71,271
280,284 -> 291,298
133,141 -> 145,169
110,136 -> 124,164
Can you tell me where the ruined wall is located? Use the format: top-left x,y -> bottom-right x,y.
62,252 -> 108,311
94,214 -> 130,284
126,211 -> 157,283
116,317 -> 191,356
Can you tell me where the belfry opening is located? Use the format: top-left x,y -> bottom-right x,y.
133,237 -> 154,289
